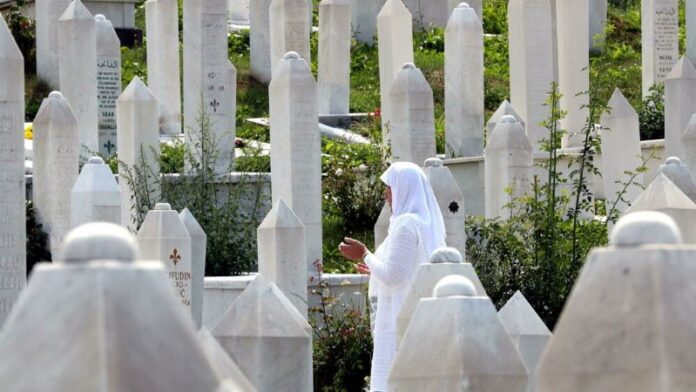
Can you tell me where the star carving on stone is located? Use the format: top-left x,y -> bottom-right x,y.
448,201 -> 460,214
169,248 -> 181,266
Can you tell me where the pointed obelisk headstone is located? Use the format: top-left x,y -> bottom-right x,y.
423,158 -> 467,255
180,208 -> 207,328
0,14 -> 26,326
250,0 -> 274,84
95,15 -> 121,157
352,0 -> 385,44
71,156 -> 121,228
665,56 -> 696,161
318,0 -> 351,115
642,0 -> 679,97
212,275 -> 313,391
658,157 -> 696,203
146,0 -> 182,135
36,0 -> 71,88
486,100 -> 526,136
59,0 -> 98,156
33,91 -> 80,258
197,328 -> 256,391
270,0 -> 311,77
269,52 -> 322,280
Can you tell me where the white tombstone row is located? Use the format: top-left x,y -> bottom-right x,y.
351,0 -> 385,44
95,15 -> 121,156
423,158 -> 467,255
36,0 -> 72,88
179,208 -> 207,328
0,14 -> 26,326
445,2 -> 484,158
658,156 -> 696,203
664,56 -> 696,161
642,0 -> 679,97
318,0 -> 351,116
145,0 -> 182,135
250,0 -> 274,84
486,100 -> 526,137
270,0 -> 311,78
71,156 -> 121,228
59,0 -> 99,156
537,212 -> 696,391
269,52 -> 323,280
32,91 -> 80,259
389,63 -> 436,165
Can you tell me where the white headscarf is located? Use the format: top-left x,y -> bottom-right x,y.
380,162 -> 446,258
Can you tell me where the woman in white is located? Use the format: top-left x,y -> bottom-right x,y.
339,162 -> 446,391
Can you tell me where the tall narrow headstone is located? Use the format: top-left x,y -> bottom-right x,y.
269,0 -> 311,77
351,0 -> 385,44
445,3 -> 484,158
682,117 -> 696,180
228,0 -> 250,25
589,0 -> 607,51
146,0 -> 182,135
95,15 -> 121,157
664,56 -> 696,161
485,115 -> 533,219
33,91 -> 80,258
36,0 -> 71,88
556,0 -> 589,147
599,89 -> 643,215
688,0 -> 696,66
138,203 -> 193,314
269,52 -> 322,279
486,100 -> 526,136
179,208 -> 207,328
0,14 -> 26,326
258,199 -> 307,316
318,0 -> 351,115
212,275 -> 313,391
71,156 -> 121,227
389,63 -> 436,165
423,158 -> 467,255
197,329 -> 256,391
116,77 -> 160,229
250,0 -> 274,83
642,0 -> 679,97
378,0 -> 414,139
508,0 -> 554,153
59,0 -> 98,156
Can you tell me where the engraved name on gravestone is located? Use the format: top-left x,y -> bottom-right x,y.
95,15 -> 121,156
643,0 -> 679,96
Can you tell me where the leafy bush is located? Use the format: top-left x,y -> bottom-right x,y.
26,201 -> 51,274
638,84 -> 665,140
7,0 -> 35,74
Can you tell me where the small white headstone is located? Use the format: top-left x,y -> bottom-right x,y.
318,0 -> 351,115
665,56 -> 696,161
642,0 -> 679,97
423,158 -> 467,256
658,157 -> 696,204
179,208 -> 207,328
486,99 -> 526,137
95,15 -> 121,156
71,156 -> 121,228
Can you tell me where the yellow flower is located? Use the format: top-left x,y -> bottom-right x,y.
24,123 -> 32,140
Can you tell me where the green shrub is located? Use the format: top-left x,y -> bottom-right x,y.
638,84 -> 665,140
26,201 -> 51,274
7,0 -> 35,74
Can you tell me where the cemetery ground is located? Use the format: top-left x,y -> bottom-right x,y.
6,0 -> 690,390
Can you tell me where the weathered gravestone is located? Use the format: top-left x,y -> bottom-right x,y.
197,328 -> 256,391
318,0 -> 351,115
36,0 -> 72,88
486,99 -> 526,137
71,156 -> 121,227
658,156 -> 696,203
389,275 -> 528,391
423,158 -> 467,255
642,0 -> 679,97
250,0 -> 274,83
351,0 -> 385,44
180,208 -> 207,328
270,0 -> 311,77
537,211 -> 696,391
665,56 -> 696,161
95,15 -> 121,156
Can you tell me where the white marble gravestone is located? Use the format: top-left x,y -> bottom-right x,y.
179,208 -> 207,328
682,117 -> 696,180
486,100 -> 526,137
642,0 -> 679,97
33,91 -> 80,259
445,2 -> 484,158
389,63 -> 436,165
270,0 -> 311,77
116,77 -> 160,229
589,0 -> 607,51
146,0 -> 182,135
36,0 -> 72,88
390,275 -> 528,391
508,0 -> 554,153
688,0 -> 696,67
658,157 -> 696,203
537,211 -> 696,391
0,14 -> 26,326
318,0 -> 351,115
403,0 -> 481,27
257,199 -> 307,316
197,328 -> 255,391
664,56 -> 696,161
599,89 -> 643,215
71,156 -> 121,228
351,0 -> 385,44
0,223 -> 225,391
378,0 -> 414,139
269,52 -> 322,280
138,203 -> 193,314
59,0 -> 99,156
396,247 -> 487,344
374,203 -> 391,249
95,15 -> 121,156
423,158 -> 467,255
229,0 -> 250,24
499,291 -> 551,392
485,115 -> 533,219
212,275 -> 313,392
250,0 -> 274,84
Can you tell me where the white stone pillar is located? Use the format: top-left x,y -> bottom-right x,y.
423,158 -> 467,256
389,63 -> 436,165
0,14 -> 26,326
445,3 -> 483,158
599,89 -> 643,216
486,99 -> 526,136
95,15 -> 121,157
71,156 -> 121,228
556,0 -> 589,147
258,199 -> 307,316
351,0 -> 385,44
664,56 -> 696,161
179,208 -> 207,329
269,0 -> 311,77
138,203 -> 193,314
116,77 -> 160,229
228,0 -> 250,25
589,0 -> 607,52
146,0 -> 182,135
36,0 -> 71,88
485,115 -> 533,219
658,156 -> 696,204
59,0 -> 98,156
378,0 -> 414,140
508,0 -> 555,153
269,52 -> 322,279
318,0 -> 351,115
688,0 -> 696,66
642,0 -> 679,97
250,0 -> 274,83
33,91 -> 80,258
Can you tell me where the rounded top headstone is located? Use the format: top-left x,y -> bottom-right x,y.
283,51 -> 300,60
424,157 -> 443,168
433,275 -> 477,298
501,115 -> 517,124
94,14 -> 106,21
48,91 -> 63,99
402,63 -> 416,70
62,223 -> 138,263
154,203 -> 172,211
610,211 -> 683,247
665,156 -> 682,165
87,156 -> 104,165
430,247 -> 463,264
458,2 -> 470,8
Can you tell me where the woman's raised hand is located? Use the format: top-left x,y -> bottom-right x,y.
338,237 -> 368,261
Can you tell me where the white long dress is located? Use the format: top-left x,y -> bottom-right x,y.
364,215 -> 428,391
